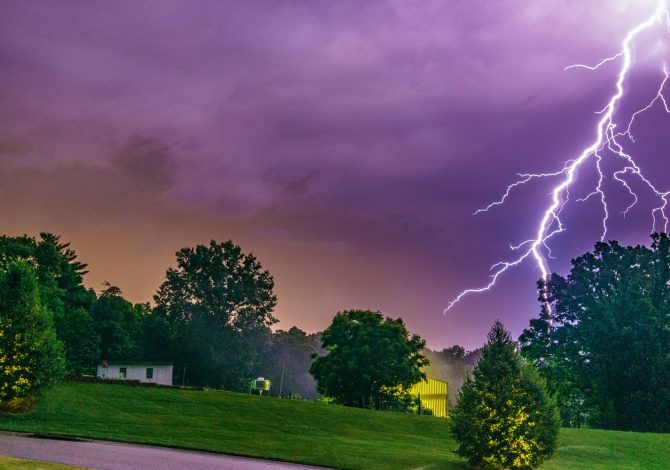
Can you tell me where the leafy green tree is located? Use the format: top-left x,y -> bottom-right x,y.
91,283 -> 142,362
452,321 -> 559,470
0,234 -> 99,372
441,345 -> 467,362
310,310 -> 428,410
520,234 -> 670,431
55,306 -> 100,373
153,240 -> 277,389
137,303 -> 173,363
0,260 -> 65,402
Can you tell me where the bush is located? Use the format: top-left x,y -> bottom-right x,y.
0,260 -> 65,404
451,321 -> 560,469
0,396 -> 36,413
64,375 -> 202,390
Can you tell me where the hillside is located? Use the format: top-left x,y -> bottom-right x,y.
0,382 -> 669,469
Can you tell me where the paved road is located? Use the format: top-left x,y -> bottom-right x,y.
0,433 -> 327,470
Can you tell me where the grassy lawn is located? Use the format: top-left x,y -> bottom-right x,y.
545,428 -> 670,470
0,382 -> 464,469
0,382 -> 668,469
0,456 -> 79,469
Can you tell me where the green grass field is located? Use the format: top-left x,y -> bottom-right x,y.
0,382 -> 669,469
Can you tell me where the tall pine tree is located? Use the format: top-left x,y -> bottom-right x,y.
451,321 -> 559,470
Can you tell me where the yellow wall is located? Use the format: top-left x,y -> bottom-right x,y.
410,377 -> 448,418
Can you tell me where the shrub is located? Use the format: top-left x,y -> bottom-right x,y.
0,396 -> 36,413
451,320 -> 560,469
0,260 -> 65,405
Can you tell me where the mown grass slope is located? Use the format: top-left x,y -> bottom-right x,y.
1,382 -> 669,469
0,382 -> 464,469
545,427 -> 670,470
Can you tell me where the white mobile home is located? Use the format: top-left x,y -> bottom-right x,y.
97,362 -> 173,386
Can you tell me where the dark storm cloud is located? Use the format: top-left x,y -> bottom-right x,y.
112,136 -> 176,190
0,0 -> 667,348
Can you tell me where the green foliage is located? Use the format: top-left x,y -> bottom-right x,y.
0,260 -> 65,402
0,234 -> 99,373
310,309 -> 428,410
451,321 -> 559,470
153,240 -> 277,390
0,395 -> 36,413
520,234 -> 670,431
54,306 -> 99,374
91,283 -> 142,362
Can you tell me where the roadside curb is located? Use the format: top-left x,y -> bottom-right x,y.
0,430 -> 90,443
0,430 -> 333,469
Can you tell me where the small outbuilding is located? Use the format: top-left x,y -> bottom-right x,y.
96,362 -> 173,386
410,377 -> 448,418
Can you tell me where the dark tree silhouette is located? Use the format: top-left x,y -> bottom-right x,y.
310,309 -> 427,410
153,240 -> 277,390
521,233 -> 670,431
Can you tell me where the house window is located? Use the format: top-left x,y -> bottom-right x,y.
146,367 -> 153,379
120,367 -> 127,379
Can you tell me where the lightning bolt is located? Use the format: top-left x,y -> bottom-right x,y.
445,0 -> 670,313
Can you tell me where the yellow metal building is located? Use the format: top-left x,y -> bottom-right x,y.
410,377 -> 448,418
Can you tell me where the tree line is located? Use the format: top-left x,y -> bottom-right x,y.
0,232 -> 486,406
0,234 -> 326,399
3,230 -> 667,460
0,229 -> 561,469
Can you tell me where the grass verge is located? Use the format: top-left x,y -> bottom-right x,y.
0,456 -> 80,469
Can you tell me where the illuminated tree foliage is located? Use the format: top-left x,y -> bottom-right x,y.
310,310 -> 428,410
451,321 -> 559,470
0,233 -> 99,373
520,234 -> 670,431
0,260 -> 64,402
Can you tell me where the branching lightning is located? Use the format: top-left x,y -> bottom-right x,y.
445,0 -> 670,313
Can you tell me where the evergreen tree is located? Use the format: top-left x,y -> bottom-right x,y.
35,233 -> 99,372
451,321 -> 559,470
0,234 -> 99,373
0,260 -> 65,402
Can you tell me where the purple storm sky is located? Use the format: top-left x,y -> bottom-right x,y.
1,0 -> 668,350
